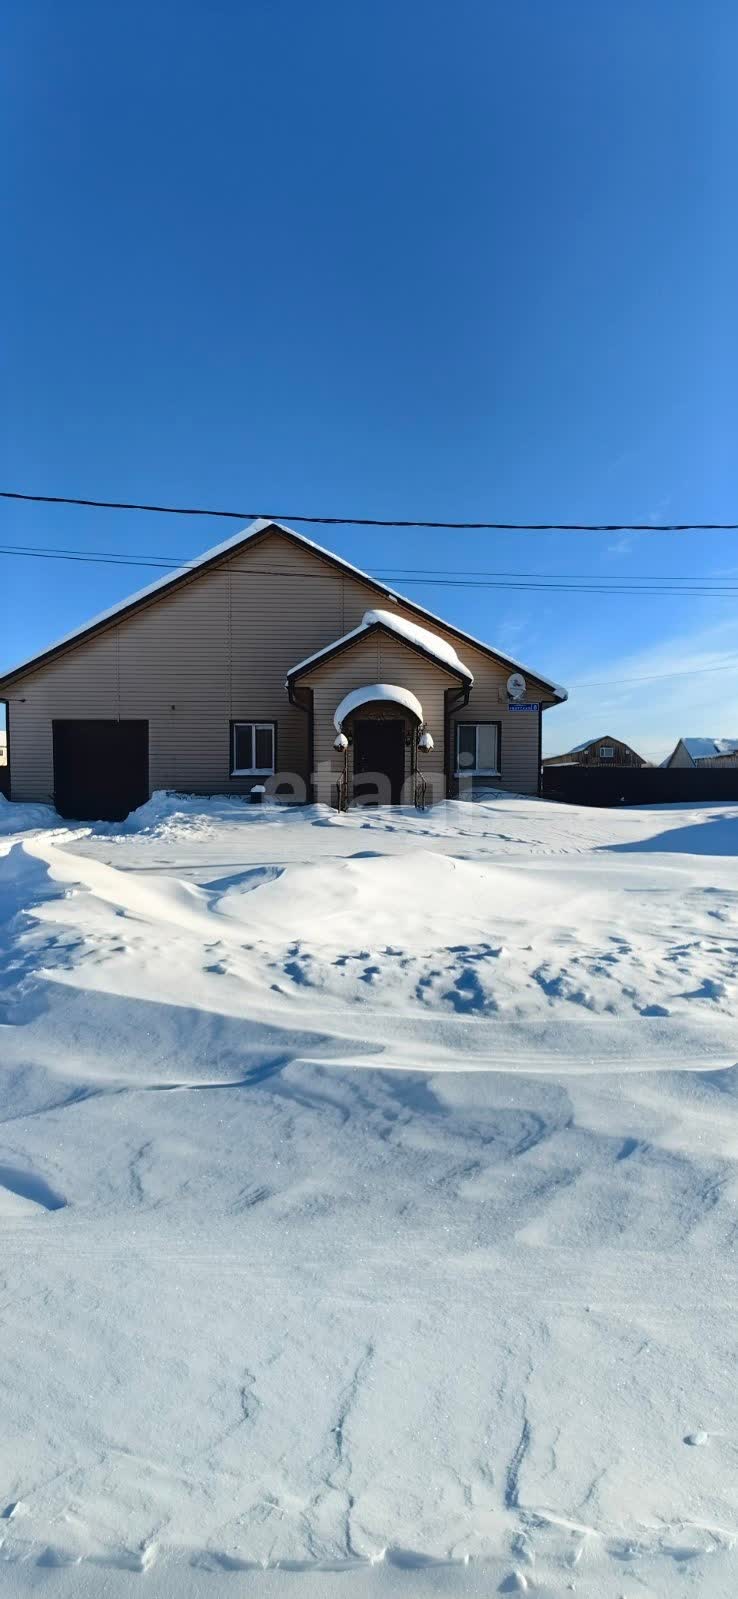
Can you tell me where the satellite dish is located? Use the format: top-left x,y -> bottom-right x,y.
507,671 -> 526,700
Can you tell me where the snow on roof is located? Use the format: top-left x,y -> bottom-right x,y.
567,735 -> 620,754
0,519 -> 317,682
681,737 -> 738,761
365,610 -> 472,676
0,517 -> 567,700
333,683 -> 424,730
289,608 -> 474,684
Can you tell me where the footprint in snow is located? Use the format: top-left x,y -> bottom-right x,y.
37,1548 -> 81,1568
682,978 -> 728,1002
283,958 -> 313,986
333,950 -> 371,967
2,1502 -> 29,1520
444,967 -> 490,1013
446,941 -> 506,962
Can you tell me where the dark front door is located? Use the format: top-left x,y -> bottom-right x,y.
53,720 -> 149,821
353,719 -> 406,805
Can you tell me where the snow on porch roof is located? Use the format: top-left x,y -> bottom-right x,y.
333,683 -> 424,731
288,608 -> 474,685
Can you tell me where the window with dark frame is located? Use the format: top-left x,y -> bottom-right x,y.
599,745 -> 614,759
231,721 -> 276,776
454,722 -> 500,776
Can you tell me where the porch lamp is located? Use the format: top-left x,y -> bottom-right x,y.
333,732 -> 349,752
418,729 -> 434,753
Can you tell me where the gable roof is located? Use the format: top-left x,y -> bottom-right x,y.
567,735 -> 617,754
288,608 -> 474,686
679,737 -> 738,762
566,734 -> 639,755
0,518 -> 567,699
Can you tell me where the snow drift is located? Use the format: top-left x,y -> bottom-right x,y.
0,792 -> 737,1596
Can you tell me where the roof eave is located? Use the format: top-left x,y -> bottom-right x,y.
0,517 -> 566,698
287,620 -> 471,688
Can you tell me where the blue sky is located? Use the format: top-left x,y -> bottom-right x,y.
3,0 -> 738,759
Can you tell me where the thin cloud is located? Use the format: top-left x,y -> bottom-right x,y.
607,531 -> 637,556
605,494 -> 672,558
546,616 -> 738,762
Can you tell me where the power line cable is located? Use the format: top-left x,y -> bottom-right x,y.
0,539 -> 733,584
1,544 -> 737,597
571,657 -> 738,688
1,488 -> 737,531
2,545 -> 738,687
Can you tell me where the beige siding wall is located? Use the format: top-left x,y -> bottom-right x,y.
300,632 -> 459,804
8,537 -> 343,803
449,647 -> 542,794
6,528 -> 553,804
337,592 -> 546,795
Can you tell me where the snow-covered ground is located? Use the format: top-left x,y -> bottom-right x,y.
1,790 -> 738,1597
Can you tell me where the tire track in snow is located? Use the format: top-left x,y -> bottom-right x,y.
505,1413 -> 531,1512
305,1340 -> 375,1560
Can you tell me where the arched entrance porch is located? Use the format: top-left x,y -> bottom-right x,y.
334,684 -> 423,806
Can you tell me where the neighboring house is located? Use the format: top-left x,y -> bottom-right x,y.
663,737 -> 738,769
0,519 -> 567,820
0,728 -> 6,766
543,735 -> 647,769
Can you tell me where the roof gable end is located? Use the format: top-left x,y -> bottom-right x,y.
0,518 -> 567,700
288,618 -> 469,687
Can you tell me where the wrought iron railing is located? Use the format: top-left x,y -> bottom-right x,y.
335,767 -> 348,812
415,771 -> 427,811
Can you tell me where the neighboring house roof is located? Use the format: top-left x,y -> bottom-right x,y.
679,737 -> 738,762
0,519 -> 568,701
288,608 -> 474,685
546,734 -> 645,761
566,735 -> 622,754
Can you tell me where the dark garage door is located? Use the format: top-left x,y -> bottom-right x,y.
53,720 -> 149,821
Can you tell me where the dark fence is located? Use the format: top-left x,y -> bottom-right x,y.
542,765 -> 738,808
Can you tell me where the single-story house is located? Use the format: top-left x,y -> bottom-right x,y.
663,737 -> 738,769
543,734 -> 647,769
0,727 -> 6,767
0,519 -> 567,820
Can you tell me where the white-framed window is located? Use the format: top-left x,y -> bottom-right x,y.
231,721 -> 276,776
455,722 -> 500,776
599,745 -> 614,759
